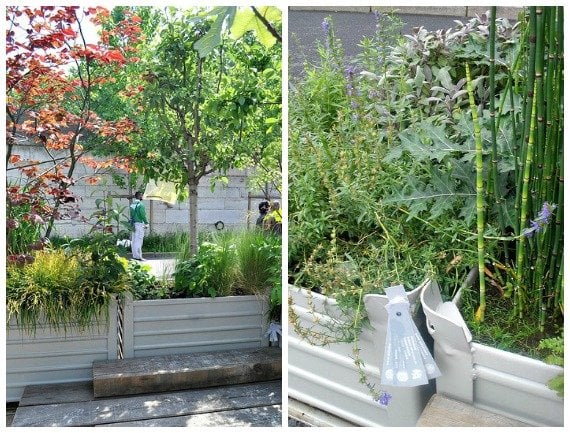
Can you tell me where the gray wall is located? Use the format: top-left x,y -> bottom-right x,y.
7,144 -> 279,238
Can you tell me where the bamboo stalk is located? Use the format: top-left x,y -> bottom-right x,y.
487,7 -> 511,263
466,63 -> 486,322
533,7 -> 545,213
515,81 -> 537,319
515,7 -> 537,235
487,6 -> 497,193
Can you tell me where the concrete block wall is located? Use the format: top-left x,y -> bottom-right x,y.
8,145 -> 279,239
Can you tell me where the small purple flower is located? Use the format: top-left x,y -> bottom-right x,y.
321,19 -> 331,50
376,391 -> 392,408
345,65 -> 357,78
522,202 -> 557,238
538,201 -> 556,222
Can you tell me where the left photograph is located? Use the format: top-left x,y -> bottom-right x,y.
6,5 -> 282,427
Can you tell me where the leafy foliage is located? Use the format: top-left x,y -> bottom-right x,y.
108,7 -> 283,255
173,230 -> 281,307
126,260 -> 175,300
290,9 -> 562,361
538,335 -> 564,397
289,15 -> 476,314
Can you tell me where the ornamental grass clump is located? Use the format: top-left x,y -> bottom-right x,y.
6,248 -> 126,334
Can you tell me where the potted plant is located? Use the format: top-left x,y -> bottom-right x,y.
289,8 -> 562,426
6,231 -> 126,402
121,229 -> 281,358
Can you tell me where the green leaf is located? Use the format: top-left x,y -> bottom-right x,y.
230,7 -> 280,48
194,7 -> 236,58
434,66 -> 453,90
385,121 -> 474,163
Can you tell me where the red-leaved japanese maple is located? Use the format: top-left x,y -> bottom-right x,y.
6,6 -> 142,255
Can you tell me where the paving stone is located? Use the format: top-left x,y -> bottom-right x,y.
93,347 -> 281,398
99,405 -> 282,427
416,394 -> 530,427
12,380 -> 281,427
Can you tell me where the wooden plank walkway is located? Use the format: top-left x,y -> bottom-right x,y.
12,380 -> 281,427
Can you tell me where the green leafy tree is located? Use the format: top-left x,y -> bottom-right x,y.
126,7 -> 281,254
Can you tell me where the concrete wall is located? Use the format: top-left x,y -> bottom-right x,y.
7,144 -> 279,238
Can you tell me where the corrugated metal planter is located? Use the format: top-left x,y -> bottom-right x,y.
288,281 -> 435,426
421,278 -> 564,426
122,294 -> 270,358
6,298 -> 119,402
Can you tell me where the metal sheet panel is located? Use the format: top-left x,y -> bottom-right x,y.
288,285 -> 435,426
420,281 -> 564,426
6,300 -> 118,402
127,296 -> 269,358
472,343 -> 563,426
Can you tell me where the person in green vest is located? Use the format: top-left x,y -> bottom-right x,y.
130,191 -> 149,261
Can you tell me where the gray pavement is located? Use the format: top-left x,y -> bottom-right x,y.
139,257 -> 176,279
289,9 -> 472,78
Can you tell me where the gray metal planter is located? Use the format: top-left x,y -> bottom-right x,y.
288,280 -> 435,426
420,279 -> 564,426
6,299 -> 119,402
122,294 -> 270,358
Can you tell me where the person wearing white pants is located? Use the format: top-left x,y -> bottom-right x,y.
129,191 -> 149,260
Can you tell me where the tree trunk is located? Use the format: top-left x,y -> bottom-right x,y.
188,181 -> 199,256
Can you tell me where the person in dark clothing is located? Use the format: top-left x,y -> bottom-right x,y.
256,201 -> 270,227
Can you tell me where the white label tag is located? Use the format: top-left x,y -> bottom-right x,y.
381,285 -> 441,387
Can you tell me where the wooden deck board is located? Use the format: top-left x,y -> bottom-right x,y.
12,380 -> 281,427
416,394 -> 530,427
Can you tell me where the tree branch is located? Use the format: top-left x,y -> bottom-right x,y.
251,7 -> 282,43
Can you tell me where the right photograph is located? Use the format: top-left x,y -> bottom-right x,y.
288,6 -> 564,428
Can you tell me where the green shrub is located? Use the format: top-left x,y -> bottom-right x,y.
126,260 -> 176,300
173,230 -> 281,308
174,238 -> 237,298
142,231 -> 190,253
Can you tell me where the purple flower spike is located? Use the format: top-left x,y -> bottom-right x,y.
522,202 -> 557,238
321,20 -> 330,34
538,202 -> 557,222
345,65 -> 357,78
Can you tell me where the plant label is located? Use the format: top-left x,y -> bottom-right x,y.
381,285 -> 441,387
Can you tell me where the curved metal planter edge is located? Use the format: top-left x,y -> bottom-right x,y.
420,278 -> 564,426
288,280 -> 436,426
